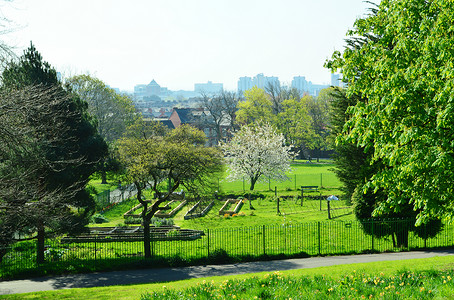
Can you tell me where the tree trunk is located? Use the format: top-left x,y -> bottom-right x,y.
37,223 -> 45,264
394,230 -> 409,248
100,169 -> 107,184
143,218 -> 151,258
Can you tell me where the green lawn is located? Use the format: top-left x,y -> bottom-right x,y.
89,161 -> 347,230
5,255 -> 454,299
87,179 -> 118,195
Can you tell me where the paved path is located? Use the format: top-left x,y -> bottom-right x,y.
1,249 -> 453,295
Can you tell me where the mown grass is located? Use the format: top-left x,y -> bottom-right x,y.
89,161 -> 349,230
4,255 -> 454,299
87,179 -> 118,195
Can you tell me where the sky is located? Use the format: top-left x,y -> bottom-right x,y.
2,0 -> 379,92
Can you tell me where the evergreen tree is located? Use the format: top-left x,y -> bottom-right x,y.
0,43 -> 107,263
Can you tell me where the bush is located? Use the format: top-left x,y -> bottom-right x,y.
150,217 -> 174,227
91,213 -> 109,224
124,217 -> 141,225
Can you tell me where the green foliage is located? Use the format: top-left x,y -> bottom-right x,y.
236,87 -> 274,125
0,43 -> 107,259
91,213 -> 110,224
327,0 -> 454,223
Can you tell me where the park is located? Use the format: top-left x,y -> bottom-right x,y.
2,0 -> 454,298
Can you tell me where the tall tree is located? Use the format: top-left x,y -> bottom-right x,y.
276,96 -> 313,157
0,43 -> 107,263
306,89 -> 332,161
326,0 -> 452,223
66,74 -> 137,143
116,123 -> 223,258
67,74 -> 137,183
236,87 -> 274,125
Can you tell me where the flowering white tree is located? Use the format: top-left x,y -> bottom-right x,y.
221,122 -> 295,193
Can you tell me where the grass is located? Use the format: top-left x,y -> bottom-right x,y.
87,179 -> 118,195
220,161 -> 340,193
88,160 -> 349,230
4,255 -> 454,299
175,195 -> 353,230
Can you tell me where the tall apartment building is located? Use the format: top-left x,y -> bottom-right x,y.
331,73 -> 345,87
291,76 -> 310,94
237,73 -> 280,94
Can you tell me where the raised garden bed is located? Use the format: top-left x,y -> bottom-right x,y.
123,200 -> 153,219
61,226 -> 205,243
219,199 -> 244,216
184,200 -> 214,220
154,200 -> 187,218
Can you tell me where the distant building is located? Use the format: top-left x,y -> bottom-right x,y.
134,79 -> 169,99
291,76 -> 310,94
169,107 -> 229,146
237,73 -> 280,95
194,81 -> 223,95
291,76 -> 329,97
237,76 -> 253,94
331,73 -> 345,87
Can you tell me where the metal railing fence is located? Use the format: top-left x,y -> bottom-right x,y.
1,219 -> 453,279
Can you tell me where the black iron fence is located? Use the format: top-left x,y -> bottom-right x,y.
1,219 -> 453,279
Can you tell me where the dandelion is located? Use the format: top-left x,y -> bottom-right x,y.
328,288 -> 334,292
361,295 -> 366,299
420,287 -> 425,292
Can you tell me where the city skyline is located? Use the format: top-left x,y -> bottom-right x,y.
134,72 -> 337,99
2,0 -> 379,92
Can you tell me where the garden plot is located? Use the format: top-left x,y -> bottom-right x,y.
61,225 -> 205,243
219,199 -> 244,216
155,200 -> 187,218
184,200 -> 215,220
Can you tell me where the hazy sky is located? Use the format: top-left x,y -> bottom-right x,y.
2,0 -> 379,92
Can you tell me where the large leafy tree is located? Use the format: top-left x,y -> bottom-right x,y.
116,123 -> 223,258
220,122 -> 294,204
66,74 -> 137,183
66,74 -> 137,144
0,43 -> 107,263
326,0 -> 452,224
329,87 -> 441,247
236,87 -> 275,125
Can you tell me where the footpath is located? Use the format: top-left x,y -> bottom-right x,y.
1,249 -> 453,295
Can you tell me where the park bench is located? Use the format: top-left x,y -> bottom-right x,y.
299,185 -> 322,207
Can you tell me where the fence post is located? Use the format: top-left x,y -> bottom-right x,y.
207,229 -> 210,258
371,219 -> 374,251
320,173 -> 323,188
424,222 -> 427,249
294,174 -> 297,190
263,225 -> 266,256
317,222 -> 321,255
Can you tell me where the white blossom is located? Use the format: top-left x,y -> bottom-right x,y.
220,123 -> 295,190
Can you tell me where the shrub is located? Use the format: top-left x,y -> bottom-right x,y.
91,213 -> 109,224
150,217 -> 174,227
